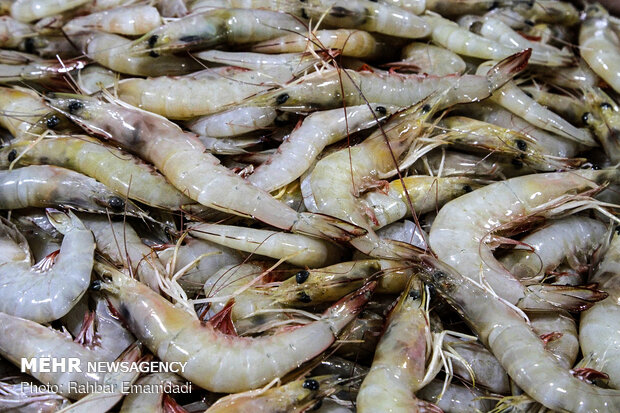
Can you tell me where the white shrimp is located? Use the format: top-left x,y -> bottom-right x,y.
10,0 -> 90,22
396,42 -> 466,76
76,65 -> 117,95
94,261 -> 375,393
0,210 -> 93,323
0,16 -> 34,48
476,62 -> 596,146
187,107 -> 276,138
45,93 -> 366,243
429,169 -> 619,310
417,379 -> 495,413
248,104 -> 397,193
189,223 -> 344,268
500,216 -> 607,282
418,255 -> 620,413
580,5 -> 620,95
379,0 -> 426,14
63,5 -> 162,36
529,310 -> 579,369
580,229 -> 620,389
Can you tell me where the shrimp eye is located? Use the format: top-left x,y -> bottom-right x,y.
90,280 -> 102,291
432,271 -> 447,280
592,164 -> 601,170
46,115 -> 60,129
489,1 -> 499,10
515,139 -> 527,151
24,37 -> 35,54
330,6 -> 352,18
7,149 -> 17,162
462,184 -> 473,193
600,102 -> 613,110
409,290 -> 421,299
301,8 -> 309,19
511,158 -> 524,168
148,34 -> 159,47
524,19 -> 535,26
421,104 -> 431,114
298,291 -> 312,303
615,226 -> 620,235
303,379 -> 320,390
108,196 -> 124,210
295,270 -> 310,284
375,106 -> 387,115
582,112 -> 591,125
68,101 -> 84,114
276,93 -> 290,105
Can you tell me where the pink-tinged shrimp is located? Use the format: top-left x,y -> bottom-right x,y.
429,169 -> 618,310
418,255 -> 620,413
94,261 -> 375,393
0,210 -> 93,323
44,93 -> 366,243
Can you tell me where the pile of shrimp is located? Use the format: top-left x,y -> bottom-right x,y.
1,0 -> 620,412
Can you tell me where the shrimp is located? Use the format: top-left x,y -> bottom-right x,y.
130,8 -> 308,55
247,104 -> 398,193
463,15 -> 571,66
63,5 -> 162,36
76,214 -> 166,292
301,0 -> 430,39
477,64 -> 596,146
117,67 -> 275,119
205,375 -> 340,412
357,279 -> 438,413
379,0 -> 425,14
119,373 -> 187,413
1,137 -> 200,212
0,54 -> 87,84
76,65 -> 117,95
582,86 -> 620,164
158,236 -> 243,294
10,0 -> 90,22
425,0 -> 511,17
44,93 -> 366,242
500,216 -> 607,282
580,4 -> 620,95
249,49 -> 530,111
188,223 -> 344,268
72,31 -> 201,76
0,210 -> 93,323
0,165 -> 144,215
361,175 -> 484,229
523,0 -> 579,26
251,29 -> 390,60
186,107 -> 277,138
93,261 -> 375,393
194,50 -> 323,82
429,169 -> 618,310
580,229 -> 620,389
0,379 -> 70,411
521,86 -> 589,126
396,42 -> 466,76
417,379 -> 496,413
529,310 -> 579,369
0,312 -> 142,400
11,210 -> 62,262
418,255 -> 620,413
440,116 -> 582,170
0,16 -> 34,48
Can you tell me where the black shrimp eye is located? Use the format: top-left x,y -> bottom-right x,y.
582,112 -> 591,125
592,164 -> 601,170
295,270 -> 310,284
462,184 -> 473,193
375,106 -> 387,115
303,379 -> 320,391
615,225 -> 620,235
24,37 -> 35,54
275,93 -> 290,105
511,158 -> 524,168
68,101 -> 84,114
46,115 -> 60,129
90,280 -> 102,291
7,149 -> 17,163
421,103 -> 431,114
148,34 -> 159,47
108,196 -> 124,210
524,19 -> 535,26
298,291 -> 312,303
409,290 -> 421,299
600,102 -> 613,110
515,139 -> 527,151
433,271 -> 447,281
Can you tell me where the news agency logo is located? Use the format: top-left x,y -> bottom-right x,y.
20,357 -> 187,374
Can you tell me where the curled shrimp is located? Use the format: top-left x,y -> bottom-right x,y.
247,103 -> 398,193
0,210 -> 93,323
45,93 -> 366,242
429,169 -> 618,310
0,165 -> 144,216
580,4 -> 620,95
93,261 -> 375,393
417,255 -> 620,413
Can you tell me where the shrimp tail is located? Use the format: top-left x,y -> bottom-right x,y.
291,212 -> 368,242
520,284 -> 609,312
323,281 -> 376,333
486,49 -> 532,91
46,208 -> 87,234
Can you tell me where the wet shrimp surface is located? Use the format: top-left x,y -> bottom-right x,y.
1,1 -> 620,412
